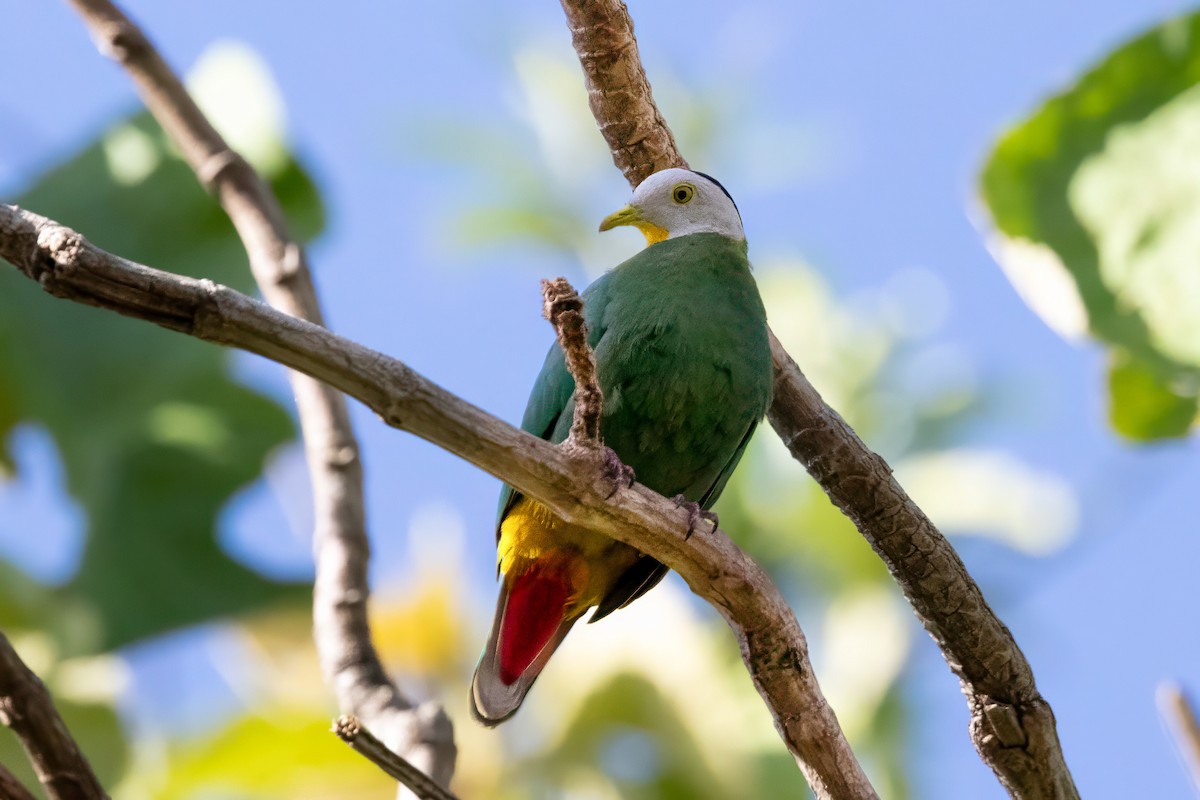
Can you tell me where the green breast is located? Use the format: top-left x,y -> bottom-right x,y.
559,232 -> 773,501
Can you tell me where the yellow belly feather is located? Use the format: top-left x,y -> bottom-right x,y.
498,497 -> 642,616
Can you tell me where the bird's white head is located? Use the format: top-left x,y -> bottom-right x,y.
599,168 -> 744,246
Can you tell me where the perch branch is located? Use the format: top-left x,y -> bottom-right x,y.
1158,682 -> 1200,793
557,1 -> 1079,797
0,761 -> 38,800
0,203 -> 877,800
64,0 -> 455,790
0,631 -> 107,800
335,716 -> 461,800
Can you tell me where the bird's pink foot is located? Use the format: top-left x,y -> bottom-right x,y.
672,495 -> 718,539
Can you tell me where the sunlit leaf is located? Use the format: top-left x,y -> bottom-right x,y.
979,11 -> 1200,439
817,587 -> 912,740
1108,354 -> 1197,440
129,710 -> 394,800
895,449 -> 1079,555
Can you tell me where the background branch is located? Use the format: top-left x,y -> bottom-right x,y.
334,716 -> 461,800
0,761 -> 38,800
0,203 -> 878,800
0,631 -> 107,800
1158,681 -> 1200,793
63,0 -> 455,791
556,0 -> 1079,797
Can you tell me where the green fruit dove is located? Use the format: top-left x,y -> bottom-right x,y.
471,168 -> 774,725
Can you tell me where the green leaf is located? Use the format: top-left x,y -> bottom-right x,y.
979,11 -> 1200,439
0,64 -> 322,652
1108,355 -> 1197,440
0,562 -> 57,631
130,709 -> 393,800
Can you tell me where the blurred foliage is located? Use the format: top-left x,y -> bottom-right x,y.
122,710 -> 394,800
0,43 -> 319,795
979,10 -> 1200,440
0,46 -> 318,656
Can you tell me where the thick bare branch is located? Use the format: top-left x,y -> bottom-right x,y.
63,0 -> 455,789
0,203 -> 877,800
769,339 -> 1076,798
557,1 -> 1079,797
560,0 -> 687,185
0,632 -> 107,800
334,716 -> 461,800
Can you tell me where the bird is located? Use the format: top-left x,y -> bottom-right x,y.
470,167 -> 773,725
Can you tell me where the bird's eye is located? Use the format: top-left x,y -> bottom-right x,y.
671,183 -> 695,204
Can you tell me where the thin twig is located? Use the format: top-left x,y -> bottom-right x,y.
1158,682 -> 1200,794
63,0 -> 455,790
0,761 -> 38,800
335,716 -> 460,800
541,277 -> 603,447
0,631 -> 107,800
556,1 -> 1079,797
0,203 -> 878,800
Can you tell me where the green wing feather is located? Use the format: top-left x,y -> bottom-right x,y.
496,233 -> 773,621
588,419 -> 759,623
495,277 -> 615,534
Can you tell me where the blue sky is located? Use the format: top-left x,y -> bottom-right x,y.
4,1 -> 1200,797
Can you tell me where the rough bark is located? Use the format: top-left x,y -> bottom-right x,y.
0,203 -> 878,800
561,0 -> 687,186
557,1 -> 1079,796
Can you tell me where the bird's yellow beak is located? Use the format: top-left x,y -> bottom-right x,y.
599,205 -> 669,246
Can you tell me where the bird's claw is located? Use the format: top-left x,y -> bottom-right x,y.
672,495 -> 718,539
601,446 -> 635,498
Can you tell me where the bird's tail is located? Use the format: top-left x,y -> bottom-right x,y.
470,559 -> 580,726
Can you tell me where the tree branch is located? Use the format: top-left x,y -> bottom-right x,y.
0,631 -> 107,800
542,277 -> 604,448
1158,682 -> 1200,793
560,0 -> 686,186
556,1 -> 1079,797
0,761 -> 38,800
0,203 -> 877,800
335,716 -> 461,800
63,0 -> 455,790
